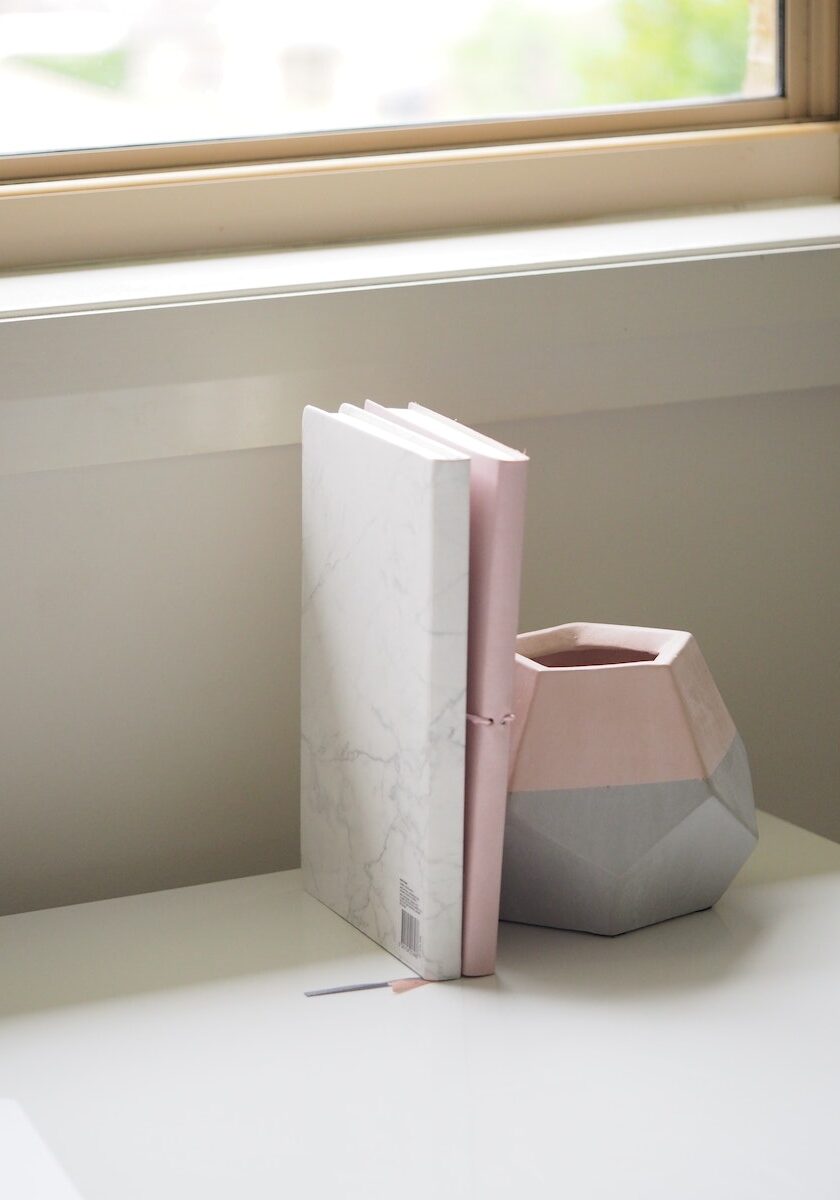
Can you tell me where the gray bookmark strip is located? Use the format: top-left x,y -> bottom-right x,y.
304,980 -> 391,998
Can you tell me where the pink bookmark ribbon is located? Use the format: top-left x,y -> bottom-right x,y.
304,978 -> 434,998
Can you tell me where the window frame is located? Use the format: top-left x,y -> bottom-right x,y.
0,0 -> 837,270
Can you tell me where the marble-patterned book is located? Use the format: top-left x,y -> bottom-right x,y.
300,405 -> 470,980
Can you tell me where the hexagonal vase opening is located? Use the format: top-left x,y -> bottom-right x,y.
500,623 -> 758,937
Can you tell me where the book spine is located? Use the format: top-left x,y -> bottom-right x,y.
412,457 -> 470,980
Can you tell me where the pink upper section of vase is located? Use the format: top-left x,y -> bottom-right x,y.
508,623 -> 737,792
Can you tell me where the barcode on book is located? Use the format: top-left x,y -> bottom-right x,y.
400,909 -> 421,957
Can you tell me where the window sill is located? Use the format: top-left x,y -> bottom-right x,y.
2,197 -> 840,321
1,121 -> 838,271
1,197 -> 839,477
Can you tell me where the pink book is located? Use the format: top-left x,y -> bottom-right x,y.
366,402 -> 528,976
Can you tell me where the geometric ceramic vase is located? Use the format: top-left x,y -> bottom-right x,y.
500,623 -> 758,936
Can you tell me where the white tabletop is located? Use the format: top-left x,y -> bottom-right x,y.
1,811 -> 838,1200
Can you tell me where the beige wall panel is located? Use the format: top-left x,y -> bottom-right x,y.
0,446 -> 301,914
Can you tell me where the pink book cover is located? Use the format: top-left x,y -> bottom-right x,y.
365,401 -> 528,975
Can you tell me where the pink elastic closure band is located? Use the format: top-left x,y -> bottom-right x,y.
466,712 -> 515,727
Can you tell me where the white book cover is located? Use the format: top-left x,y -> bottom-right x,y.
300,405 -> 470,980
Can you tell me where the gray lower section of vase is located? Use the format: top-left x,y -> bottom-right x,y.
500,735 -> 758,937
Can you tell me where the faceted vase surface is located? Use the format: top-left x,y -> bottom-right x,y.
501,623 -> 758,936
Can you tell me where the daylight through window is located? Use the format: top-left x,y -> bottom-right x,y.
0,0 -> 781,157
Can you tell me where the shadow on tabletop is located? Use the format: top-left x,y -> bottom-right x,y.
0,876 -> 394,1019
460,814 -> 840,1002
2,814 -> 836,1017
476,901 -> 765,1001
734,811 -> 840,886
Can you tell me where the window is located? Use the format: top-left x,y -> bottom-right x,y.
0,0 -> 785,156
0,1 -> 836,270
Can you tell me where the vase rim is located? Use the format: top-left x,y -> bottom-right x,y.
516,622 -> 691,670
